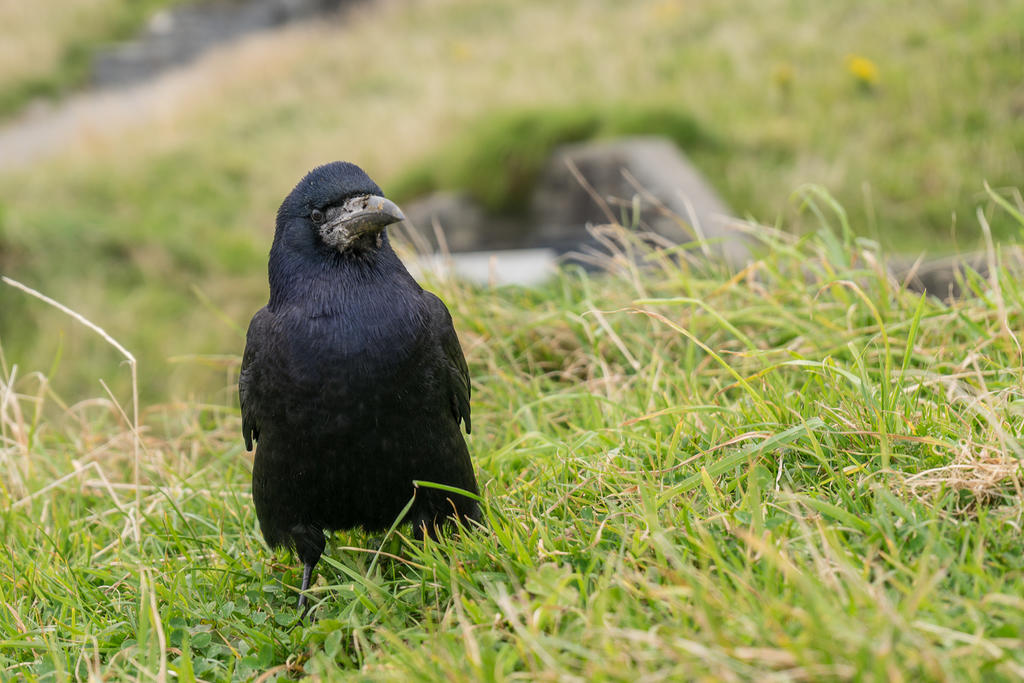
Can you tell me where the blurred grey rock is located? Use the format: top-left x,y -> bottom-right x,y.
398,191 -> 527,253
412,249 -> 559,287
401,136 -> 750,272
531,136 -> 749,266
890,249 -> 1024,299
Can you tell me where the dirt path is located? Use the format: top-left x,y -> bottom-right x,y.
0,69 -> 203,172
0,0 -> 352,173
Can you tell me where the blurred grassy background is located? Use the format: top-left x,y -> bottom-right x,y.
0,0 -> 186,117
0,0 -> 1022,402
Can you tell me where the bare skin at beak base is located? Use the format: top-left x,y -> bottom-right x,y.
318,195 -> 405,250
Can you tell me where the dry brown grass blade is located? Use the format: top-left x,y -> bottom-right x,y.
1,275 -> 142,544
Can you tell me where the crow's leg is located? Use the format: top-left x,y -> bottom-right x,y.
292,524 -> 326,612
297,562 -> 315,610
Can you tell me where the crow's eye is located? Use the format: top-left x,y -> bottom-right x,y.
311,209 -> 325,224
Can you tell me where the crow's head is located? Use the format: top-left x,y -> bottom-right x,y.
275,162 -> 405,256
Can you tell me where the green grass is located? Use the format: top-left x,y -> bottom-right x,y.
0,146 -> 267,402
2,198 -> 1023,679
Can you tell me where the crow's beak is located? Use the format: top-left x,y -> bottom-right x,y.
319,195 -> 406,251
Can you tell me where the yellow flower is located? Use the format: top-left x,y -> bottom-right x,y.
845,54 -> 879,87
772,62 -> 794,93
450,42 -> 472,63
652,0 -> 682,20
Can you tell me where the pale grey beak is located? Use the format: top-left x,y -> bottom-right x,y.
319,195 -> 406,250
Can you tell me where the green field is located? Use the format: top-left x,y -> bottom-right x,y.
3,212 -> 1024,679
0,0 -> 1023,679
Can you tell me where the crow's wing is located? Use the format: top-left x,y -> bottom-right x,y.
239,307 -> 271,451
425,293 -> 471,434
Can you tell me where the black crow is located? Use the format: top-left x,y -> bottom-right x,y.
239,162 -> 480,608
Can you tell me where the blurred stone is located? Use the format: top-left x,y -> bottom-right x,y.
890,248 -> 1024,299
400,136 -> 751,273
412,249 -> 559,287
398,191 -> 527,253
530,136 -> 750,266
